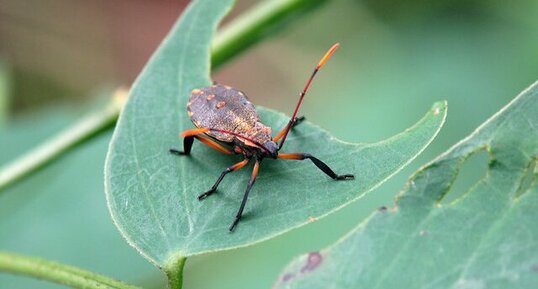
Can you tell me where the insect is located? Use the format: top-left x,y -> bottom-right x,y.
170,43 -> 354,231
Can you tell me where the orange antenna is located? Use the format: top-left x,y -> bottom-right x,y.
277,43 -> 340,150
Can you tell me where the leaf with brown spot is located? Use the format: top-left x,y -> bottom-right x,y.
275,81 -> 538,289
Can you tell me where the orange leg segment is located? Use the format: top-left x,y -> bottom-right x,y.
170,128 -> 232,156
277,153 -> 305,160
273,116 -> 305,143
180,128 -> 209,137
273,125 -> 288,143
194,136 -> 232,155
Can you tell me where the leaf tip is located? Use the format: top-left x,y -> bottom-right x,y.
431,100 -> 447,117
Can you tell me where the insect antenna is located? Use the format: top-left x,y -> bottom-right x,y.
208,128 -> 272,155
277,43 -> 340,150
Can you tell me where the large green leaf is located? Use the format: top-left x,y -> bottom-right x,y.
274,81 -> 538,289
105,0 -> 447,268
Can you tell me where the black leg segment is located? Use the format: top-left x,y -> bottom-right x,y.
170,136 -> 194,156
198,158 -> 249,200
305,154 -> 354,180
292,116 -> 305,128
229,159 -> 261,231
279,153 -> 354,180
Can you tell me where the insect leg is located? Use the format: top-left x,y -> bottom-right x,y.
273,116 -> 306,142
278,153 -> 354,180
170,136 -> 194,155
194,136 -> 233,154
198,158 -> 250,200
229,159 -> 261,231
293,116 -> 305,127
170,128 -> 232,155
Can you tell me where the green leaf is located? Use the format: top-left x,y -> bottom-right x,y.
105,0 -> 447,269
274,81 -> 538,289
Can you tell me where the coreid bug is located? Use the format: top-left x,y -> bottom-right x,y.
170,43 -> 354,231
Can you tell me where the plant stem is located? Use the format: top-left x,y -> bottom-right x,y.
212,0 -> 326,69
0,251 -> 142,289
164,257 -> 187,289
0,88 -> 128,192
0,0 -> 326,193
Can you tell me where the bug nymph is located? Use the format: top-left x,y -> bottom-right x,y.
170,43 -> 354,232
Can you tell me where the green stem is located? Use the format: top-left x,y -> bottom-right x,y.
0,88 -> 127,192
212,0 -> 326,69
0,0 -> 325,193
164,257 -> 187,289
0,251 -> 142,289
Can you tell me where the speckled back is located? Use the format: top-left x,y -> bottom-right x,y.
187,84 -> 259,142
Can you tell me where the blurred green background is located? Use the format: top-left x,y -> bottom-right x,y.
1,0 -> 537,288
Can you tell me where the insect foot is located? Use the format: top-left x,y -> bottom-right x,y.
198,189 -> 216,200
336,174 -> 355,180
229,216 -> 241,232
169,148 -> 188,155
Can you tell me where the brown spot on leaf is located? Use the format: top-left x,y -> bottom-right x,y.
282,273 -> 296,282
301,252 -> 322,273
308,216 -> 317,222
216,101 -> 226,109
378,206 -> 387,212
192,89 -> 202,94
